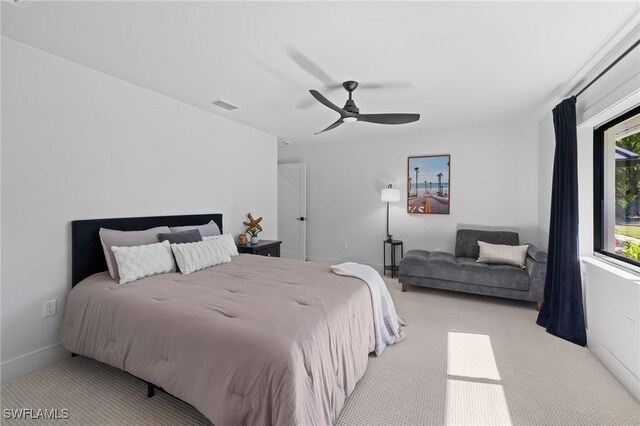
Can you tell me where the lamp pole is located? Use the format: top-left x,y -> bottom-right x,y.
386,184 -> 391,235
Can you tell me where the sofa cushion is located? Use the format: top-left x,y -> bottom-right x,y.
401,249 -> 431,264
455,229 -> 519,259
400,250 -> 456,276
399,250 -> 529,291
456,258 -> 530,290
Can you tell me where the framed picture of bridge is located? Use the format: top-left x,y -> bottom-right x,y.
407,154 -> 450,214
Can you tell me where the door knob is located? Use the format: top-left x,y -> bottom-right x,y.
295,217 -> 306,222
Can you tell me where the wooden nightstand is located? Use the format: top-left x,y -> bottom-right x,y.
236,240 -> 282,257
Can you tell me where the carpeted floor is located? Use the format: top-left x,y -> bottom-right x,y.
2,278 -> 638,425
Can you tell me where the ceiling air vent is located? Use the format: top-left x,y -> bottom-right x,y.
210,99 -> 240,111
10,0 -> 32,9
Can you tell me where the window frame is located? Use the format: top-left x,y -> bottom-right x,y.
593,105 -> 640,267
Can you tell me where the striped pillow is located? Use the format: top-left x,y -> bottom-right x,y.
203,234 -> 239,257
170,238 -> 231,274
477,241 -> 529,269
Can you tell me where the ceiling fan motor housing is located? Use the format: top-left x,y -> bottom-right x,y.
342,80 -> 359,92
343,99 -> 360,114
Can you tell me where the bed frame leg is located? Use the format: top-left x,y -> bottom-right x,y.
146,382 -> 155,398
401,283 -> 408,292
535,301 -> 542,312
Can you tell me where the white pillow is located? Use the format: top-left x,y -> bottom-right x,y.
171,238 -> 231,274
203,233 -> 239,257
477,241 -> 529,269
99,226 -> 171,280
111,240 -> 176,285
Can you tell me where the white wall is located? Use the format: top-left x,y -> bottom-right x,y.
278,123 -> 539,269
537,114 -> 555,250
0,37 -> 277,383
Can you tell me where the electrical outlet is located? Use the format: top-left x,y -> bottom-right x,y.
342,241 -> 348,249
626,317 -> 635,339
43,299 -> 57,318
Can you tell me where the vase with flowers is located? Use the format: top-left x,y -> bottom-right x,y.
247,227 -> 261,244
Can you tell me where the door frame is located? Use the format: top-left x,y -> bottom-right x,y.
277,163 -> 307,260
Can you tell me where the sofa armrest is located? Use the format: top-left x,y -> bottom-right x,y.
526,244 -> 548,263
526,256 -> 546,301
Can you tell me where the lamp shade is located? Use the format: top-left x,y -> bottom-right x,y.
381,188 -> 401,202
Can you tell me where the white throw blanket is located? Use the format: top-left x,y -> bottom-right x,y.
331,262 -> 406,355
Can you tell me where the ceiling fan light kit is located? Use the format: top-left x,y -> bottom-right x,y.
309,80 -> 420,134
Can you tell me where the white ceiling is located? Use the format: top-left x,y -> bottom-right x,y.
2,1 -> 638,144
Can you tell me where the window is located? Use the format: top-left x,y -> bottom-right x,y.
594,106 -> 640,266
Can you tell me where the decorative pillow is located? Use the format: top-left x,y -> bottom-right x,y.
169,220 -> 221,237
158,229 -> 202,244
203,233 -> 239,257
111,241 -> 176,285
477,241 -> 529,269
171,238 -> 231,274
99,226 -> 171,280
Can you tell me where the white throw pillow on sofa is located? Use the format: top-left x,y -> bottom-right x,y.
477,241 -> 529,269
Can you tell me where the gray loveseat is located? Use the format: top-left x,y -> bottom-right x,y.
398,229 -> 547,310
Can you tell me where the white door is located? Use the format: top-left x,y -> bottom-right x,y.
278,163 -> 307,260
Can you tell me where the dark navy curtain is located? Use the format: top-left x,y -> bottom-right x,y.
536,97 -> 587,346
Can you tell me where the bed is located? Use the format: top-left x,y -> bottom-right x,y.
60,214 -> 375,425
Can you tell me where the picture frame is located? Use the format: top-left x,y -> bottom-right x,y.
407,154 -> 450,214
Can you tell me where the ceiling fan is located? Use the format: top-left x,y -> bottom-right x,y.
310,80 -> 420,134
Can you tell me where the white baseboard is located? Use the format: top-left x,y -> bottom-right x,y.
1,343 -> 70,384
587,329 -> 640,402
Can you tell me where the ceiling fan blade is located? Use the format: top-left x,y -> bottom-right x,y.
296,96 -> 318,109
287,47 -> 338,87
315,118 -> 344,135
296,85 -> 341,108
357,81 -> 412,90
357,113 -> 420,125
309,90 -> 346,115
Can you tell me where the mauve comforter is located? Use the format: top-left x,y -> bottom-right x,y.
60,254 -> 375,426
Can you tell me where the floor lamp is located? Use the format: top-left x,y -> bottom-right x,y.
381,184 -> 401,237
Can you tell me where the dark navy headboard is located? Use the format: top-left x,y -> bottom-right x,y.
71,213 -> 223,287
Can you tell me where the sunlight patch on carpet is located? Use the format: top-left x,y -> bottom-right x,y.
445,379 -> 512,425
447,332 -> 500,380
446,332 -> 512,425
